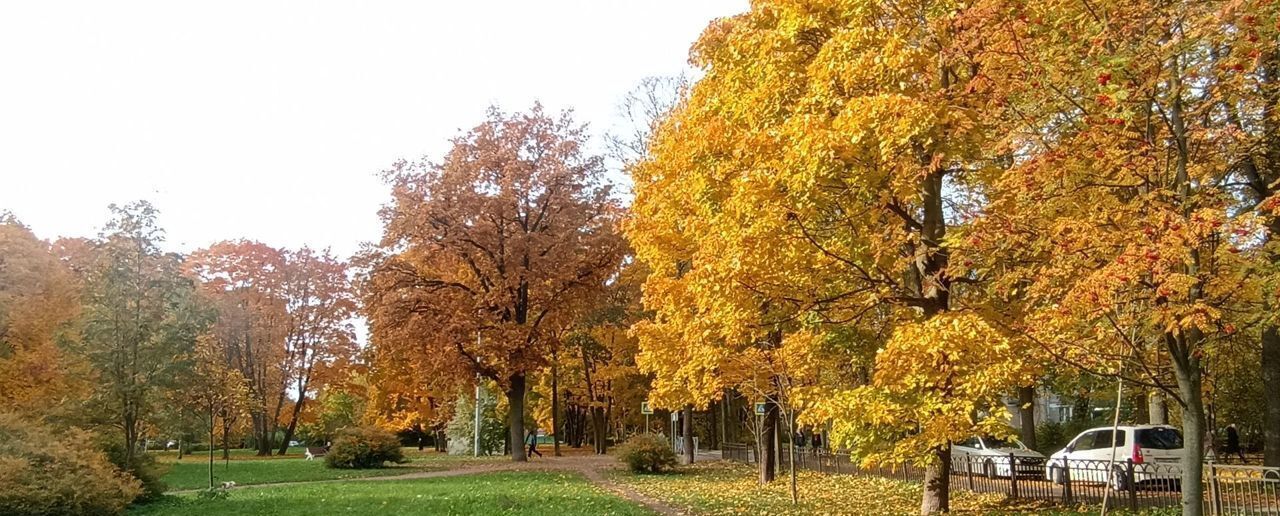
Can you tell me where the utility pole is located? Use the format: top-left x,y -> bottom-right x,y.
474,331 -> 482,457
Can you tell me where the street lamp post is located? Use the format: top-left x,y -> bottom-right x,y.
474,331 -> 482,457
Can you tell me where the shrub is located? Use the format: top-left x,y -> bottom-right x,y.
324,426 -> 405,469
196,487 -> 229,501
1034,418 -> 1108,455
98,438 -> 169,503
0,413 -> 143,516
445,390 -> 505,455
617,434 -> 678,474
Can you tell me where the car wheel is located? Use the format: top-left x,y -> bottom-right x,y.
983,459 -> 997,479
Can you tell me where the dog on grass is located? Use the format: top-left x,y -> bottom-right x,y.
220,481 -> 236,489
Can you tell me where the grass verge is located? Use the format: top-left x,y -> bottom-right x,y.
132,471 -> 653,516
160,449 -> 507,491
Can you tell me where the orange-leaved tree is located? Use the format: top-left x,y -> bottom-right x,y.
0,213 -> 87,418
364,105 -> 626,462
186,240 -> 289,456
274,248 -> 358,455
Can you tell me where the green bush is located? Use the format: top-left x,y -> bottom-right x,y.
196,487 -> 229,501
617,434 -> 678,474
98,439 -> 169,503
445,390 -> 505,455
0,413 -> 143,516
1034,418 -> 1108,455
324,426 -> 405,469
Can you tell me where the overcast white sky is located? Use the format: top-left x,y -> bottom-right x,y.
0,0 -> 746,258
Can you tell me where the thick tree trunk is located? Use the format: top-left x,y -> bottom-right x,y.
682,404 -> 695,464
1264,323 -> 1280,467
709,400 -> 720,450
1017,386 -> 1037,451
222,420 -> 231,461
1260,49 -> 1280,470
277,394 -> 307,455
250,412 -> 271,456
920,445 -> 952,515
506,373 -> 527,462
122,412 -> 137,467
208,411 -> 215,489
552,355 -> 562,456
591,406 -> 608,454
1172,333 -> 1206,516
1148,390 -> 1169,425
759,400 -> 778,484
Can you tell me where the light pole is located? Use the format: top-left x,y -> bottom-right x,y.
474,331 -> 482,457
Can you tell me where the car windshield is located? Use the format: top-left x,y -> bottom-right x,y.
981,436 -> 1023,449
1137,427 -> 1183,450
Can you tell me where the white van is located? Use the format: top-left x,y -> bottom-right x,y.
1045,424 -> 1183,490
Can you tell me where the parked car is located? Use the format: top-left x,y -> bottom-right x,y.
1045,424 -> 1183,490
953,435 -> 1047,478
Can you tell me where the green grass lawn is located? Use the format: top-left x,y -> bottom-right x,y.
160,457 -> 418,491
159,448 -> 508,491
132,471 -> 653,516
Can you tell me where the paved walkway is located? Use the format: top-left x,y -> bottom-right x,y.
179,452 -> 690,515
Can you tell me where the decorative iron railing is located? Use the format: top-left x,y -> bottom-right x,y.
717,444 -> 1279,514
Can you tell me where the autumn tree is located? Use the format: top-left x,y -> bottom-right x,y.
273,248 -> 358,455
180,334 -> 249,488
558,265 -> 646,456
187,242 -> 358,456
77,201 -> 208,467
604,75 -> 689,169
186,241 -> 288,456
961,1 -> 1279,511
628,2 -> 1033,511
364,105 -> 626,462
0,213 -> 86,418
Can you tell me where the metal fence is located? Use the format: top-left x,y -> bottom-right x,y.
719,443 -> 1280,515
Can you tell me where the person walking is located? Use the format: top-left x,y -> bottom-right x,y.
1224,423 -> 1246,463
526,427 -> 543,459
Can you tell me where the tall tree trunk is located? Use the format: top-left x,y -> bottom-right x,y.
709,400 -> 720,450
252,412 -> 272,456
1264,323 -> 1280,467
1263,217 -> 1280,466
208,407 -> 215,489
1168,51 -> 1205,516
682,404 -> 695,464
915,156 -> 952,514
1148,390 -> 1168,425
277,392 -> 308,455
920,445 -> 952,515
591,406 -> 608,454
552,352 -> 561,457
1018,386 -> 1037,451
759,399 -> 778,484
222,419 -> 232,461
1171,335 -> 1206,516
122,411 -> 137,467
1259,47 -> 1280,470
506,373 -> 527,462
